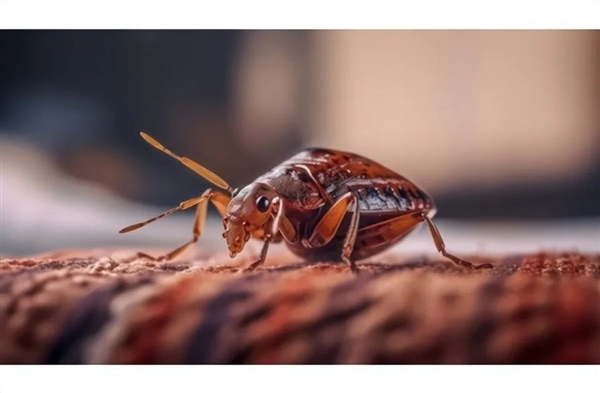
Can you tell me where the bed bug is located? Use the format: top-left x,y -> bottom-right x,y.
119,132 -> 493,273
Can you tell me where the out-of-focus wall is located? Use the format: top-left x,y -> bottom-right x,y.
306,31 -> 599,193
1,30 -> 598,222
232,31 -> 307,156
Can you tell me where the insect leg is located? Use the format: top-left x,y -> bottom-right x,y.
341,194 -> 360,274
243,235 -> 272,272
303,192 -> 360,273
135,200 -> 207,261
273,199 -> 297,244
303,192 -> 355,248
134,189 -> 231,261
422,215 -> 493,270
243,197 -> 286,272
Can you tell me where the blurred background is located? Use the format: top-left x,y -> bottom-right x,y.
1,30 -> 599,257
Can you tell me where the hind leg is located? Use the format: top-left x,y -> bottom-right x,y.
422,215 -> 493,270
347,212 -> 492,270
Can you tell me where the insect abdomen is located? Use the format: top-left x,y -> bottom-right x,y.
333,179 -> 432,216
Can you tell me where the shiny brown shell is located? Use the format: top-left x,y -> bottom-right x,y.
254,148 -> 436,261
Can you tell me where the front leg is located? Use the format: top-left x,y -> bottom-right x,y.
121,188 -> 231,262
242,196 -> 294,272
243,234 -> 272,272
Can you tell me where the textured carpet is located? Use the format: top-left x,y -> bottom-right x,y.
1,248 -> 599,364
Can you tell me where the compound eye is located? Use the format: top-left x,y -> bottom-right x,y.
256,196 -> 270,212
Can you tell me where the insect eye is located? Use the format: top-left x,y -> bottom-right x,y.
231,188 -> 240,197
256,196 -> 270,212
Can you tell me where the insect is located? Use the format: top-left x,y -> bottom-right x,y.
120,132 -> 493,274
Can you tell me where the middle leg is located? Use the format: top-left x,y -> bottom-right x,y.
303,192 -> 361,274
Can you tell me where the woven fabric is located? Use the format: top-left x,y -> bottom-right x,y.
1,249 -> 599,364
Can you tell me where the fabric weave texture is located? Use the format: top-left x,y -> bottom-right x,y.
1,249 -> 599,364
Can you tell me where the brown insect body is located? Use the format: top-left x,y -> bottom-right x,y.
251,148 -> 435,262
120,133 -> 493,273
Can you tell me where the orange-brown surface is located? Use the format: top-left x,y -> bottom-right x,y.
1,248 -> 599,364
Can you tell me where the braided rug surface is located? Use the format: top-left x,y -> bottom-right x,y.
1,248 -> 599,364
